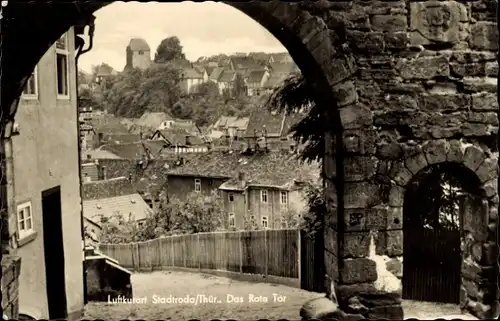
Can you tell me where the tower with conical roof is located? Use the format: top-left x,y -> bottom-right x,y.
124,38 -> 152,71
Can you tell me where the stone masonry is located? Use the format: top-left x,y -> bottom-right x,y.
1,256 -> 21,319
0,0 -> 498,320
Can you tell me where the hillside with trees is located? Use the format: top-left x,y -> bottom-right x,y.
82,36 -> 266,126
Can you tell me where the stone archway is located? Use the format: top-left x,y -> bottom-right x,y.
0,1 -> 359,319
387,139 -> 499,317
1,1 -> 499,320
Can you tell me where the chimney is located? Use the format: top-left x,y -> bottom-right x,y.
185,135 -> 191,146
98,132 -> 104,144
238,171 -> 246,188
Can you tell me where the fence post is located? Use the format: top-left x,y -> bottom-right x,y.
297,230 -> 302,286
183,235 -> 187,268
170,235 -> 174,267
198,233 -> 201,270
264,229 -> 268,277
239,231 -> 243,273
136,243 -> 141,272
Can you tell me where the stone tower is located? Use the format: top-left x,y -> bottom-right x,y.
124,37 -> 152,71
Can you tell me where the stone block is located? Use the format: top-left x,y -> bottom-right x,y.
471,22 -> 499,51
467,112 -> 499,125
397,56 -> 450,79
463,278 -> 483,301
344,183 -> 382,208
463,198 -> 489,241
367,304 -> 404,320
391,164 -> 413,186
337,283 -> 400,304
300,297 -> 341,320
344,209 -> 367,232
339,104 -> 373,129
463,145 -> 486,171
410,1 -> 465,45
450,62 -> 487,78
404,153 -> 427,175
347,30 -> 385,54
488,207 -> 498,221
475,157 -> 498,183
418,94 -> 471,112
340,258 -> 377,285
463,77 -> 498,93
385,32 -> 409,50
325,226 -> 338,255
385,258 -> 402,279
422,139 -> 449,164
384,230 -> 403,256
462,260 -> 496,283
344,156 -> 377,182
371,15 -> 407,32
452,51 -> 497,63
447,140 -> 465,163
345,296 -> 369,315
325,250 -> 339,282
333,81 -> 358,108
468,299 -> 493,320
377,142 -> 404,160
387,207 -> 403,230
481,241 -> 498,265
388,185 -> 405,207
485,61 -> 498,77
463,123 -> 497,137
343,232 -> 371,258
344,128 -> 377,155
366,207 -> 388,231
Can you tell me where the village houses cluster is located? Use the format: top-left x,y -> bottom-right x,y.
8,30 -> 318,319
77,38 -> 318,246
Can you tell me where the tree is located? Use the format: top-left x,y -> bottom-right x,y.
171,101 -> 193,119
154,36 -> 186,63
232,73 -> 247,99
266,73 -> 324,163
195,81 -> 220,100
170,191 -> 228,233
99,212 -> 143,244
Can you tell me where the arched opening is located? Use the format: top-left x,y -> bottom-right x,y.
402,162 -> 484,304
1,2 -> 349,320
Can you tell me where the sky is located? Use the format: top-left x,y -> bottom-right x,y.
78,1 -> 287,73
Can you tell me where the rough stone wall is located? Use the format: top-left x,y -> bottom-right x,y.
1,256 -> 21,319
316,0 -> 499,319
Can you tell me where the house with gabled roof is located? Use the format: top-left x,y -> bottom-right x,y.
267,62 -> 300,75
179,67 -> 204,95
164,150 -> 320,229
82,177 -> 153,228
244,107 -> 304,152
218,70 -> 236,95
268,52 -> 294,64
136,112 -> 176,130
263,73 -> 290,94
248,52 -> 271,65
245,69 -> 270,96
208,67 -> 225,83
150,128 -> 208,153
218,152 -> 320,230
229,56 -> 261,72
95,63 -> 117,84
212,116 -> 249,140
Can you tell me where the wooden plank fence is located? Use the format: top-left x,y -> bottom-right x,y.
98,229 -> 324,292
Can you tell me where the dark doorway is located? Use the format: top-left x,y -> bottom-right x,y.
42,186 -> 68,319
402,163 -> 480,304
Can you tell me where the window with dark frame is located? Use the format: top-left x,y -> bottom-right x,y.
56,33 -> 69,97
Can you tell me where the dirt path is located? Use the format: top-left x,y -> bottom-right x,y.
82,271 -> 478,320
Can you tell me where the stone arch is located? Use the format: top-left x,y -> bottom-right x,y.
0,1 -> 364,318
388,139 -> 499,316
1,1 -> 358,123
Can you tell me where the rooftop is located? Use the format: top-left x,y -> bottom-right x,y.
82,177 -> 137,200
244,107 -> 305,138
83,193 -> 153,223
137,112 -> 175,129
246,70 -> 268,84
168,151 -> 320,188
231,56 -> 260,70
